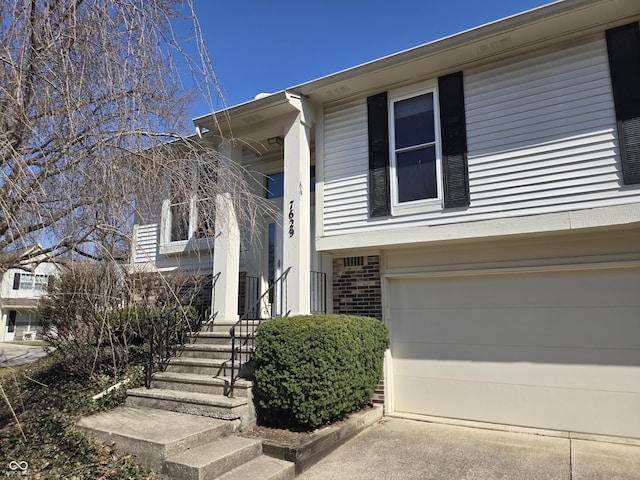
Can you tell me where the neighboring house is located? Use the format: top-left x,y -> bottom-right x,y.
0,262 -> 58,341
132,0 -> 640,438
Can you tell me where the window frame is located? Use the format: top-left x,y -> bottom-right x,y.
388,85 -> 444,214
161,165 -> 216,254
15,273 -> 49,291
264,167 -> 316,200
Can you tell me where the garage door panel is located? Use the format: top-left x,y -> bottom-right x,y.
391,306 -> 640,350
393,355 -> 640,391
392,338 -> 640,365
388,267 -> 640,438
393,374 -> 640,438
390,270 -> 639,308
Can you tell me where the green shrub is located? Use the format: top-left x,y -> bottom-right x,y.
254,314 -> 389,430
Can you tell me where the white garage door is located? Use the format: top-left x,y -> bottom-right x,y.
388,266 -> 640,438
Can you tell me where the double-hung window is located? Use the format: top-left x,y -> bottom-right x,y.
390,91 -> 440,207
166,164 -> 216,244
168,187 -> 191,242
13,273 -> 49,291
367,71 -> 470,217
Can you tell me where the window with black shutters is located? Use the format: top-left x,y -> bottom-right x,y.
367,71 -> 469,216
606,22 -> 640,185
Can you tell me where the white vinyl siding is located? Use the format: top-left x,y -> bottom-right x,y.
323,99 -> 369,230
321,38 -> 640,236
133,223 -> 159,264
465,39 -> 622,212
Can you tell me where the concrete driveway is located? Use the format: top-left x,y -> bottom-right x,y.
0,342 -> 49,367
298,416 -> 640,480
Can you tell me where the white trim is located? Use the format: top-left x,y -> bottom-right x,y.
159,177 -> 217,256
317,203 -> 640,252
388,86 -> 443,214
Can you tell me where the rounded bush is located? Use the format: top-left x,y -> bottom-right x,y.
254,314 -> 389,430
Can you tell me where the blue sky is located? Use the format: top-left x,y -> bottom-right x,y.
184,0 -> 554,117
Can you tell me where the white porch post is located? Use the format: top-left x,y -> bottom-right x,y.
212,142 -> 242,322
282,93 -> 313,315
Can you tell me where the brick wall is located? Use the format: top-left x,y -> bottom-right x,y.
333,255 -> 382,319
333,255 -> 385,406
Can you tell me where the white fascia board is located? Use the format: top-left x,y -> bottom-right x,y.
193,91 -> 292,136
316,203 -> 640,253
193,1 -> 634,127
285,0 -> 635,102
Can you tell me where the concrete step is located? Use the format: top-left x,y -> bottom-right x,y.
77,406 -> 234,472
180,343 -> 233,360
125,388 -> 256,429
165,357 -> 249,376
151,371 -> 253,398
200,319 -> 262,334
198,319 -> 236,334
164,435 -> 262,480
127,387 -> 249,417
189,331 -> 253,345
218,455 -> 295,480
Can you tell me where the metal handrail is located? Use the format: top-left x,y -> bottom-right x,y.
145,272 -> 221,388
145,305 -> 200,388
228,266 -> 291,397
240,275 -> 260,318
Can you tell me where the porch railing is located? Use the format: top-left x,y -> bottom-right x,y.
239,275 -> 260,318
310,270 -> 327,314
228,267 -> 291,397
145,305 -> 203,388
145,272 -> 221,388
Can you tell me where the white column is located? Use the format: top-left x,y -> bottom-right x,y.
212,142 -> 242,322
282,93 -> 313,315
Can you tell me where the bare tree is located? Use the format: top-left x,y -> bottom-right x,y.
0,0 -> 266,273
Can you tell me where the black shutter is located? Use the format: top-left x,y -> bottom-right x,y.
367,92 -> 391,217
12,273 -> 20,290
606,22 -> 640,185
438,72 -> 470,208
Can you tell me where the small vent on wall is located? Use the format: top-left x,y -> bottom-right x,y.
344,256 -> 364,267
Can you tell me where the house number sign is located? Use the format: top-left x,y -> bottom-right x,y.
288,201 -> 295,237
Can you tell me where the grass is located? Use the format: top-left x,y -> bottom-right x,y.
0,362 -> 30,379
0,352 -> 158,479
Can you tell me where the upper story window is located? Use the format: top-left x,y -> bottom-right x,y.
13,273 -> 49,291
389,91 -> 441,209
167,165 -> 216,243
169,188 -> 190,242
265,167 -> 316,199
265,172 -> 284,199
367,72 -> 469,217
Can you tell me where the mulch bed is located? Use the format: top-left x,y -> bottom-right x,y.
241,405 -> 376,447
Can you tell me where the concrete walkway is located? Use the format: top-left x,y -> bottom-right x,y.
0,342 -> 49,367
298,416 -> 640,480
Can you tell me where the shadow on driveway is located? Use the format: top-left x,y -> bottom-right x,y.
297,416 -> 640,480
0,342 -> 49,367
